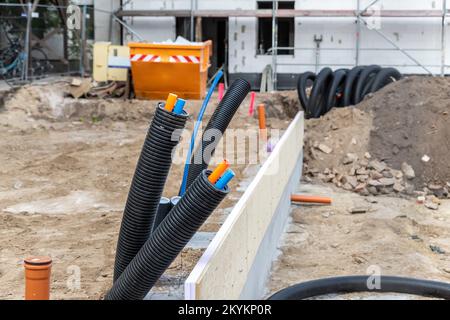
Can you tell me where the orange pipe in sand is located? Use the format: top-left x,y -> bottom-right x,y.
291,194 -> 332,204
165,93 -> 178,112
258,104 -> 266,129
24,256 -> 52,300
208,160 -> 230,184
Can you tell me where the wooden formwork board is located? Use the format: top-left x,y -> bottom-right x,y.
185,112 -> 304,300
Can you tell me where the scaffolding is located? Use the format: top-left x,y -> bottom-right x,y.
114,0 -> 449,90
2,1 -> 447,88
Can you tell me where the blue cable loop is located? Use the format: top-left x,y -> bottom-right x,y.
179,70 -> 224,195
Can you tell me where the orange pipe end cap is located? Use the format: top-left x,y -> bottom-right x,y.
208,160 -> 230,184
165,93 -> 178,112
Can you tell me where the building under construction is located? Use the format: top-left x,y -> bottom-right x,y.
95,0 -> 449,89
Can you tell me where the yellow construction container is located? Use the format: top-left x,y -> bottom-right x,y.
128,41 -> 212,100
93,42 -> 130,82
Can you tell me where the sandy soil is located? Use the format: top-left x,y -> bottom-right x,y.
266,182 -> 450,299
266,76 -> 450,300
0,82 -> 290,300
302,76 -> 450,197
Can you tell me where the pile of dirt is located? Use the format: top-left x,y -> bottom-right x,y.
362,76 -> 450,188
303,76 -> 450,203
2,84 -> 154,122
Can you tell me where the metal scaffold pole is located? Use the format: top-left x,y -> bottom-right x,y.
355,0 -> 361,66
80,5 -> 87,77
23,1 -> 32,81
271,0 -> 278,91
190,0 -> 195,41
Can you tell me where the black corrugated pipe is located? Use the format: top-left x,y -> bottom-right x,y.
297,66 -> 402,118
184,79 -> 251,191
325,69 -> 347,112
307,67 -> 334,119
297,71 -> 316,111
354,64 -> 381,104
268,276 -> 450,300
152,197 -> 171,232
343,66 -> 364,106
105,170 -> 229,300
113,105 -> 188,282
370,67 -> 402,92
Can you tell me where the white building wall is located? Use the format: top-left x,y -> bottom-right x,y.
95,0 -> 121,42
115,0 -> 449,75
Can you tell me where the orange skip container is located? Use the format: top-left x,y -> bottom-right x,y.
24,256 -> 52,300
128,41 -> 212,100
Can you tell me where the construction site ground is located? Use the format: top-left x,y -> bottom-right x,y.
266,76 -> 450,300
1,75 -> 449,300
266,183 -> 450,300
0,80 -> 289,299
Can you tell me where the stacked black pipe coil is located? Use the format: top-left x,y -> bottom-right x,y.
184,78 -> 251,190
268,276 -> 450,300
297,65 -> 402,119
106,170 -> 229,300
113,105 -> 188,282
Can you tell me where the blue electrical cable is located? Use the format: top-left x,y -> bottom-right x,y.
214,169 -> 235,190
173,98 -> 186,115
179,70 -> 224,196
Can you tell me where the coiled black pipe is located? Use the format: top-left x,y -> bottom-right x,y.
370,67 -> 402,92
113,105 -> 188,282
354,65 -> 382,104
342,66 -> 364,106
296,71 -> 316,112
325,69 -> 347,112
105,170 -> 229,300
297,65 -> 402,119
306,67 -> 333,119
184,79 -> 251,190
268,276 -> 450,300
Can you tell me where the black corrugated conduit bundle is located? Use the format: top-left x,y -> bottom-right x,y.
113,104 -> 188,282
105,170 -> 229,300
184,78 -> 251,190
268,276 -> 450,300
297,65 -> 402,119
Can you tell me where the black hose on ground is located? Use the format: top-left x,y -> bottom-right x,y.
268,275 -> 450,300
354,65 -> 382,104
105,170 -> 229,300
325,69 -> 347,112
307,67 -> 334,119
113,105 -> 188,282
370,67 -> 402,92
184,79 -> 250,190
297,71 -> 316,110
343,66 -> 364,106
297,65 -> 402,118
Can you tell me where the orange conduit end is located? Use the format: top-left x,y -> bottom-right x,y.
165,93 -> 178,112
259,128 -> 268,143
208,160 -> 230,184
24,256 -> 52,300
291,194 -> 332,205
258,104 -> 266,130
